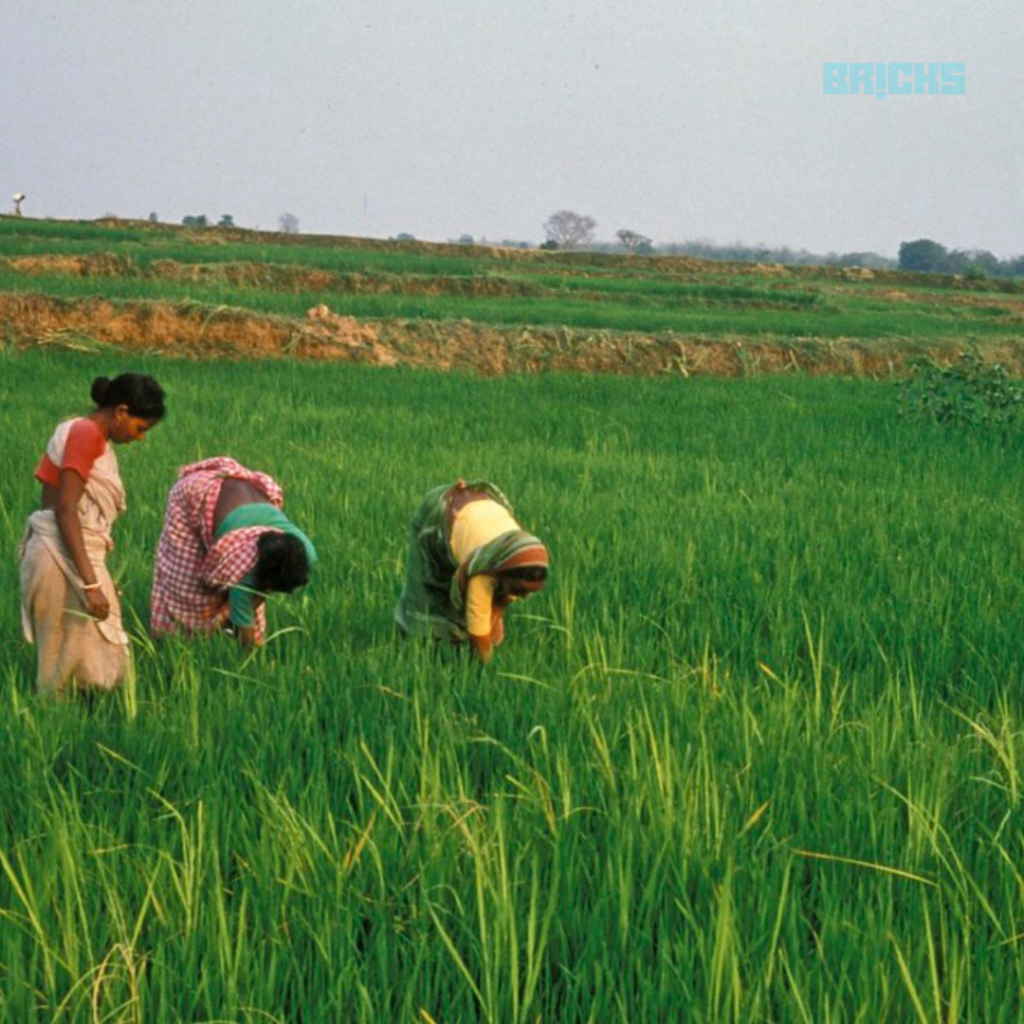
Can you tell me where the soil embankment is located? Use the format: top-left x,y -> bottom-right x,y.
3,291 -> 1019,378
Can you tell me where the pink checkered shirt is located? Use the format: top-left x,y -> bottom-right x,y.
150,457 -> 285,643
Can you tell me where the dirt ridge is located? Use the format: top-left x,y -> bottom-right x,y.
4,292 -> 1020,378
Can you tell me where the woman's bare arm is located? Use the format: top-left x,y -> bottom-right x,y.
51,472 -> 110,620
469,633 -> 493,663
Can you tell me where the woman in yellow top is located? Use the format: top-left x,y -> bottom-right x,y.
394,480 -> 549,662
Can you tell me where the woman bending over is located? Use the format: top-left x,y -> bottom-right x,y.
150,457 -> 316,647
395,479 -> 549,663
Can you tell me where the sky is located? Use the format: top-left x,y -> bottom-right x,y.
3,0 -> 1022,258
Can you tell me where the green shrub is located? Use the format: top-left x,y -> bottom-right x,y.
898,347 -> 1024,431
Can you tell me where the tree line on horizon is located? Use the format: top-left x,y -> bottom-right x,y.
522,211 -> 1024,279
894,238 -> 1024,279
160,206 -> 1024,280
546,211 -> 1024,278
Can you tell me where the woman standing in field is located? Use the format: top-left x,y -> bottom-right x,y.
150,457 -> 316,647
19,373 -> 167,697
394,479 -> 549,663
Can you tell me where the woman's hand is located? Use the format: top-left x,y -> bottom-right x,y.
469,633 -> 493,664
84,587 -> 111,621
236,625 -> 261,648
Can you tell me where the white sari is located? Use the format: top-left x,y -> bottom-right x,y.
19,419 -> 130,695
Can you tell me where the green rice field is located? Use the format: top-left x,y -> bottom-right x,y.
3,345 -> 1024,1020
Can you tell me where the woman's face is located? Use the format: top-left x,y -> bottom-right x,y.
496,575 -> 546,604
110,407 -> 159,445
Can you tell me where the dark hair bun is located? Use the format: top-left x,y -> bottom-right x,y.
89,373 -> 167,421
90,376 -> 112,406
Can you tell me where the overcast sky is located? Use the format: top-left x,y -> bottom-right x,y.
3,0 -> 1021,257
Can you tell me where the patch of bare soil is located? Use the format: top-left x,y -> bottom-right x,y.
6,293 -> 1024,378
7,253 -> 136,277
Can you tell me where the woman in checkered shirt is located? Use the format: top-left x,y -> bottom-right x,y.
150,457 -> 317,647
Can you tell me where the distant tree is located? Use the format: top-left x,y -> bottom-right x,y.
218,214 -> 235,228
278,212 -> 300,234
898,239 -> 949,273
946,250 -> 975,275
967,250 -> 1000,274
148,212 -> 158,223
395,232 -> 416,242
457,233 -> 475,245
616,229 -> 653,254
543,210 -> 596,250
182,215 -> 208,227
538,239 -> 559,251
654,237 -> 898,270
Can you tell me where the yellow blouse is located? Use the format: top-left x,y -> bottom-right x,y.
450,499 -> 520,637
